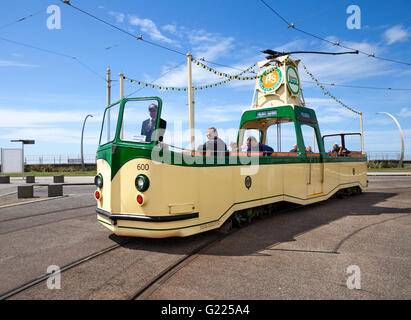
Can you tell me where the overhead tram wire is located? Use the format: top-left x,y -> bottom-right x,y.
0,9 -> 44,31
125,60 -> 187,97
60,0 -> 248,73
259,0 -> 411,66
301,80 -> 411,91
0,36 -> 107,82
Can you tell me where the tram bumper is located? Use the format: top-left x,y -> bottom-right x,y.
96,208 -> 201,238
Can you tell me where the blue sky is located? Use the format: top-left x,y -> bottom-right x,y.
0,0 -> 410,158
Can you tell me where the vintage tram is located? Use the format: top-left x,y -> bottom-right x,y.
94,56 -> 367,238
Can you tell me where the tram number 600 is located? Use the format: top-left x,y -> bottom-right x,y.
137,163 -> 149,171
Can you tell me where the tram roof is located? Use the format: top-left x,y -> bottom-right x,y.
240,104 -> 318,127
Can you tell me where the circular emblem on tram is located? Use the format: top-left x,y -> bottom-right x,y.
259,67 -> 282,92
286,66 -> 300,95
245,176 -> 252,189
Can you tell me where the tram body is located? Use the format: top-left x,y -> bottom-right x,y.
95,100 -> 367,238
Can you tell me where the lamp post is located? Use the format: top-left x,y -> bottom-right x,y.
81,114 -> 93,171
376,112 -> 404,168
10,139 -> 35,179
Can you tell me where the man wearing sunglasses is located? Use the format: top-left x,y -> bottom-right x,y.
141,103 -> 167,142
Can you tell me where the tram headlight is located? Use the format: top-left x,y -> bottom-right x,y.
94,173 -> 103,188
135,174 -> 150,192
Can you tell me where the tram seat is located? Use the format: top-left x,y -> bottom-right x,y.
228,152 -> 264,156
346,151 -> 364,157
306,153 -> 320,157
270,152 -> 299,157
181,151 -> 211,156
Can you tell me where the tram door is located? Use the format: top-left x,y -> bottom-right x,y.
301,125 -> 324,196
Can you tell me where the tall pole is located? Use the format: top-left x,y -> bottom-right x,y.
187,53 -> 195,151
119,72 -> 124,99
360,112 -> 364,154
81,114 -> 93,171
107,67 -> 111,142
376,112 -> 405,168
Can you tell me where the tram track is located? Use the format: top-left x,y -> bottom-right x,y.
0,204 -> 95,223
130,204 -> 304,300
0,191 -> 358,300
0,239 -> 134,300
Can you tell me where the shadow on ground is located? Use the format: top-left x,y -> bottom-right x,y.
108,190 -> 410,257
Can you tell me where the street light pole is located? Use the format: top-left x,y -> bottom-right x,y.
81,114 -> 93,171
376,112 -> 405,168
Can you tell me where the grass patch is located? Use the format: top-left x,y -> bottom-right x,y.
368,167 -> 411,172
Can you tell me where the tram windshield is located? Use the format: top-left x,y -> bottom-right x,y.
120,99 -> 164,143
99,102 -> 120,146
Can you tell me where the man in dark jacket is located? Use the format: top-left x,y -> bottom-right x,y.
141,103 -> 166,142
198,127 -> 227,155
246,136 -> 273,155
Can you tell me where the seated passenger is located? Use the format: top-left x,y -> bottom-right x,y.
289,144 -> 298,152
229,142 -> 239,152
197,127 -> 227,155
306,146 -> 313,153
331,143 -> 349,156
331,143 -> 340,154
246,136 -> 273,155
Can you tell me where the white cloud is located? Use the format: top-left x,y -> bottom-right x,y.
0,108 -> 102,128
0,60 -> 38,68
398,107 -> 411,118
0,127 -> 99,145
128,15 -> 175,44
162,24 -> 177,34
383,25 -> 410,45
108,11 -> 125,23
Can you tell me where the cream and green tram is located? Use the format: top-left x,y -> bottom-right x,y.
94,97 -> 367,238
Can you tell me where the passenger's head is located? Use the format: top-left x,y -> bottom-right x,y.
332,143 -> 339,150
206,127 -> 217,140
306,146 -> 312,152
246,136 -> 258,149
293,144 -> 297,150
230,142 -> 238,151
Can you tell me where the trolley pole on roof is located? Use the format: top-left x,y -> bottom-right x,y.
376,112 -> 404,168
187,52 -> 195,151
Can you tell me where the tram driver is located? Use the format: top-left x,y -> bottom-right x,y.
141,103 -> 167,143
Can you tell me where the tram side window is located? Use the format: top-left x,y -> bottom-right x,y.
121,99 -> 165,143
265,121 -> 296,152
300,124 -> 320,154
100,103 -> 120,146
344,134 -> 362,153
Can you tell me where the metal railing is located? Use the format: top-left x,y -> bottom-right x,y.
366,152 -> 411,161
1,152 -> 409,165
22,154 -> 96,165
